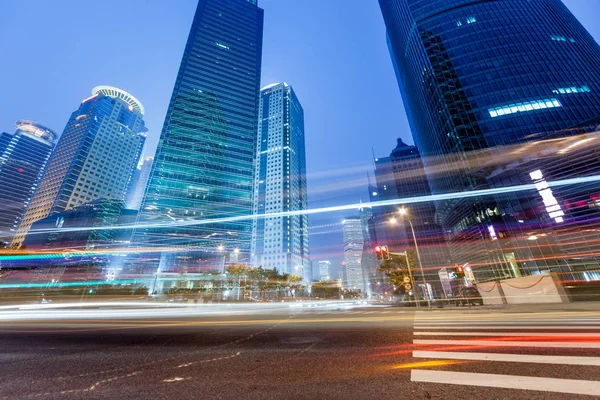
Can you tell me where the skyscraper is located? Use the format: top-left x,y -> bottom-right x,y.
130,0 -> 264,274
342,217 -> 366,292
126,156 -> 153,210
318,260 -> 331,281
12,86 -> 147,247
0,121 -> 56,246
251,82 -> 310,278
380,0 -> 600,279
373,139 -> 452,297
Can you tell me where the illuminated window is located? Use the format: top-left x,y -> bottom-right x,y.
552,85 -> 591,94
489,98 -> 561,118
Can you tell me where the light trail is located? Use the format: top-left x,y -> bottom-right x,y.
12,173 -> 600,239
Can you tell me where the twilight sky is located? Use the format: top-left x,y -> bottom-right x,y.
1,0 -> 599,277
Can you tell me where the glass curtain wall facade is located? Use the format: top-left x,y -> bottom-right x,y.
130,0 -> 264,274
380,0 -> 600,280
0,121 -> 56,246
12,87 -> 147,247
251,82 -> 310,279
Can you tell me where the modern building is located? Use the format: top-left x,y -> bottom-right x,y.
0,121 -> 56,246
130,0 -> 264,274
126,156 -> 153,210
342,217 -> 366,292
379,0 -> 600,280
23,199 -> 136,252
12,86 -> 147,247
251,82 -> 310,279
372,139 -> 452,297
22,199 -> 137,282
318,260 -> 331,281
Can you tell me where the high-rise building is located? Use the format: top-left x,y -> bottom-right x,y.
342,217 -> 366,292
373,139 -> 452,297
251,82 -> 310,278
0,121 -> 56,246
126,156 -> 153,210
12,86 -> 147,247
130,0 -> 264,274
318,260 -> 331,281
380,0 -> 600,279
23,199 -> 135,252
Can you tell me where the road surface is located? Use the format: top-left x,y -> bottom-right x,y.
1,303 -> 599,399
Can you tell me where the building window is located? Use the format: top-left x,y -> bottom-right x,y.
552,85 -> 591,94
488,98 -> 561,118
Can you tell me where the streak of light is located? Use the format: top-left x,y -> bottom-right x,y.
390,360 -> 464,369
0,279 -> 137,289
10,172 -> 600,239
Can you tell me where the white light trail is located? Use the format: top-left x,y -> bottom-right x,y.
15,173 -> 600,237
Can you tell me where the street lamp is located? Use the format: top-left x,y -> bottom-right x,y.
391,208 -> 431,307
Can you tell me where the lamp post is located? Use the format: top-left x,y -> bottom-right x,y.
217,245 -> 226,301
391,208 -> 431,307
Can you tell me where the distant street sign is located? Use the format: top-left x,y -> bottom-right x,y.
404,283 -> 412,291
403,276 -> 411,283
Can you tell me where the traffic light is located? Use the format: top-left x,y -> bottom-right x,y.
455,264 -> 465,278
375,246 -> 383,260
381,245 -> 390,260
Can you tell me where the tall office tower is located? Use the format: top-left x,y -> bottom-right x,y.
251,82 -> 310,278
126,156 -> 153,210
130,0 -> 264,275
0,121 -> 56,246
380,0 -> 600,280
373,139 -> 452,297
342,217 -> 366,292
318,260 -> 331,281
358,205 -> 377,297
12,86 -> 147,247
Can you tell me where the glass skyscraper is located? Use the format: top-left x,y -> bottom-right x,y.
12,86 -> 147,247
130,0 -> 264,274
0,121 -> 56,246
342,217 -> 367,292
251,82 -> 310,279
380,0 -> 600,279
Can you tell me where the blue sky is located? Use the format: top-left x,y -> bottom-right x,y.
1,0 -> 599,276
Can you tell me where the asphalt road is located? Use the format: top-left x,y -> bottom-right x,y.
1,304 -> 600,399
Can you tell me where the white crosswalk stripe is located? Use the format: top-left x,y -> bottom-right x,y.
409,311 -> 600,396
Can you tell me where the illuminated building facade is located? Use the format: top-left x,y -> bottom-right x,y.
342,217 -> 366,292
126,156 -> 153,210
12,86 -> 147,247
0,121 -> 56,246
251,82 -> 310,279
380,0 -> 600,279
130,0 -> 263,274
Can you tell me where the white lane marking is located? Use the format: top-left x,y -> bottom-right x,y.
414,339 -> 600,348
414,331 -> 600,337
410,369 -> 600,396
413,325 -> 600,330
413,350 -> 600,366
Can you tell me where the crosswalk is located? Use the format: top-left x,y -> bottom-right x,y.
410,311 -> 600,396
